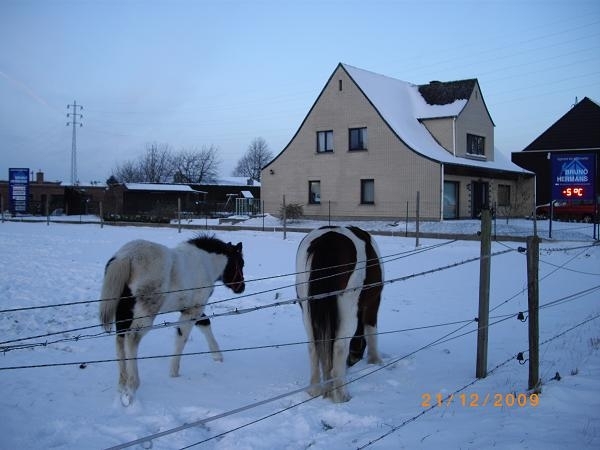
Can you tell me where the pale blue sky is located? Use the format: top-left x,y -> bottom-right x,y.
1,0 -> 599,183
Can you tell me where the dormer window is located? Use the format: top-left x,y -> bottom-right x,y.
467,134 -> 485,156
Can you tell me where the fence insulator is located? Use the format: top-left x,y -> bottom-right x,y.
517,311 -> 528,322
551,371 -> 562,381
517,352 -> 528,365
517,246 -> 527,254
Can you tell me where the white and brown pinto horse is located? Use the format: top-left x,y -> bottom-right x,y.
296,226 -> 383,402
99,235 -> 245,405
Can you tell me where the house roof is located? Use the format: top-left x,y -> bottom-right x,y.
124,183 -> 197,192
341,64 -> 528,174
212,177 -> 260,187
521,97 -> 600,152
418,79 -> 477,106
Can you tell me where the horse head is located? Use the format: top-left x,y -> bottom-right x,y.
223,242 -> 245,293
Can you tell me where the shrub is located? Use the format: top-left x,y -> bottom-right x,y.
279,202 -> 303,222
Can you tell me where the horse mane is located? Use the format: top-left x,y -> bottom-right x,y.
187,234 -> 229,255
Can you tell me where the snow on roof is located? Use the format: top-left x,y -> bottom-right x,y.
342,64 -> 530,174
124,183 -> 196,192
213,177 -> 261,187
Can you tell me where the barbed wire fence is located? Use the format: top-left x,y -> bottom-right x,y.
0,227 -> 598,449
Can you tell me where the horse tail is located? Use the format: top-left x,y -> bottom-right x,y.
99,255 -> 131,332
306,231 -> 356,372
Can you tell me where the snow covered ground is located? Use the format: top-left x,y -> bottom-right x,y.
0,218 -> 599,449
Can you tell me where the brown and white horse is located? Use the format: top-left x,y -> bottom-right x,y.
99,235 -> 245,405
295,226 -> 383,402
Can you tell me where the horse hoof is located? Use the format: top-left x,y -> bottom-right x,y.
120,392 -> 133,407
347,355 -> 361,367
307,386 -> 322,398
332,391 -> 351,403
367,356 -> 383,365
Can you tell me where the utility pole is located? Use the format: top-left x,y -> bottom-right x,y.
66,101 -> 83,185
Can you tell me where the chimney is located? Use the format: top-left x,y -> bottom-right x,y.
36,171 -> 44,183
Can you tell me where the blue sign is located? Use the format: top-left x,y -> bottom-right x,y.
551,154 -> 595,201
9,168 -> 30,213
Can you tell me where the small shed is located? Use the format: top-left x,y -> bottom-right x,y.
103,183 -> 204,221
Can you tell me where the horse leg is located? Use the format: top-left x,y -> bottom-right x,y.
330,336 -> 352,403
116,334 -> 127,391
122,330 -> 143,403
362,294 -> 383,365
120,311 -> 154,404
301,306 -> 322,397
329,292 -> 357,403
364,324 -> 382,365
170,313 -> 194,377
195,314 -> 223,362
347,318 -> 367,367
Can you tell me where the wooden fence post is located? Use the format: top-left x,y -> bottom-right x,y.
100,201 -> 104,228
415,191 -> 420,247
177,197 -> 182,233
476,209 -> 492,378
282,195 -> 287,240
526,235 -> 540,391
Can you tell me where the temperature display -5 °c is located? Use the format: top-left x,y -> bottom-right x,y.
561,187 -> 585,197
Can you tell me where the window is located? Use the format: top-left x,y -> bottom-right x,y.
498,184 -> 511,207
349,127 -> 368,151
360,179 -> 374,204
317,130 -> 333,153
467,134 -> 485,156
308,181 -> 321,204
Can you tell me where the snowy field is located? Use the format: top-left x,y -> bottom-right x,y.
0,218 -> 599,449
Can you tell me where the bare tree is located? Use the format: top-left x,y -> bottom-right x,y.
112,159 -> 143,183
111,143 -> 175,183
233,137 -> 274,181
139,143 -> 175,183
173,145 -> 221,183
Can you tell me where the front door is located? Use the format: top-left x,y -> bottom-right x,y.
443,181 -> 459,219
471,181 -> 489,218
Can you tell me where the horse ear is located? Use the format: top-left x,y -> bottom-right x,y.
236,242 -> 242,250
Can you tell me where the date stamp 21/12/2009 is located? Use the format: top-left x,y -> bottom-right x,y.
421,392 -> 540,408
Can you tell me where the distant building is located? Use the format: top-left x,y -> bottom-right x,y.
103,178 -> 261,220
0,172 -> 260,220
512,97 -> 600,206
0,170 -> 105,216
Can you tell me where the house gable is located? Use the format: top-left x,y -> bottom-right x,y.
453,81 -> 495,161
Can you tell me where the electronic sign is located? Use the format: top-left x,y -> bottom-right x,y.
551,154 -> 595,201
9,168 -> 30,213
